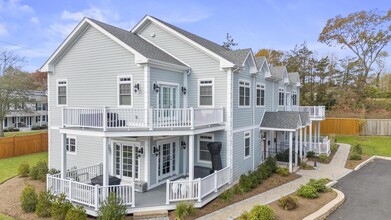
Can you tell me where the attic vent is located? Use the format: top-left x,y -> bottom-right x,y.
151,33 -> 156,37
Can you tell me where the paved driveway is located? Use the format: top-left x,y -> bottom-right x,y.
329,159 -> 391,220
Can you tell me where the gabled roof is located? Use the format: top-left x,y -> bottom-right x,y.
260,111 -> 310,131
133,15 -> 254,68
221,48 -> 252,66
40,17 -> 188,72
254,56 -> 266,69
288,72 -> 301,87
89,18 -> 187,67
270,66 -> 286,80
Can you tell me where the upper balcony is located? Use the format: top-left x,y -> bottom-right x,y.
62,107 -> 224,131
292,106 -> 325,120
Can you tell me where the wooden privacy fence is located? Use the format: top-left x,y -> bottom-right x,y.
361,119 -> 391,136
318,118 -> 391,136
0,133 -> 48,159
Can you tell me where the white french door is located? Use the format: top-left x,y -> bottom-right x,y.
157,139 -> 179,181
159,85 -> 179,122
114,142 -> 140,181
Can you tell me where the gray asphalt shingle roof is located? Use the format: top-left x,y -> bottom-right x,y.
150,16 -> 250,66
288,72 -> 300,84
260,111 -> 310,130
270,66 -> 286,79
255,56 -> 266,69
89,18 -> 187,67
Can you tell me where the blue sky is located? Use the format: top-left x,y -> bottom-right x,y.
0,0 -> 390,72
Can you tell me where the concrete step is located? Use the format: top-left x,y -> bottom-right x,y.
133,210 -> 169,220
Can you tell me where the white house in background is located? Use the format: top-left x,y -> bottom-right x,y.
40,15 -> 327,216
2,90 -> 48,130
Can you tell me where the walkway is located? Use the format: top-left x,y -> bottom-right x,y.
197,143 -> 352,220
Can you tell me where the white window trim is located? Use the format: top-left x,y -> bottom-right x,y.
117,75 -> 133,108
244,131 -> 251,159
256,84 -> 265,107
238,79 -> 251,108
111,140 -> 141,181
278,88 -> 285,107
198,78 -> 214,108
56,79 -> 68,107
292,91 -> 297,106
66,136 -> 77,155
197,133 -> 214,164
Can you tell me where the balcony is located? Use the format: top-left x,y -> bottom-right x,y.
296,106 -> 325,120
62,107 -> 224,131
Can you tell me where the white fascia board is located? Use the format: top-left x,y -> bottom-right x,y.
242,51 -> 258,75
144,59 -> 189,72
259,127 -> 296,132
132,15 -> 236,69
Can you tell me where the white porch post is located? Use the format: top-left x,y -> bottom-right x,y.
61,133 -> 67,178
188,135 -> 194,180
299,128 -> 303,160
295,129 -> 298,166
103,137 -> 110,186
289,131 -> 293,173
144,138 -> 150,186
309,122 -> 313,151
304,126 -> 307,156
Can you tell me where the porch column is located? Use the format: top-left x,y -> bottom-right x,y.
102,137 -> 110,186
188,135 -> 194,180
304,126 -> 307,157
295,129 -> 298,166
289,131 -> 293,173
309,122 -> 313,151
61,133 -> 67,178
299,128 -> 303,160
318,121 -> 321,143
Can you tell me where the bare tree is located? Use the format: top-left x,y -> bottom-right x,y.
222,33 -> 238,50
0,51 -> 25,76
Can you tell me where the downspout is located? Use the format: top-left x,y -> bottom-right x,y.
252,75 -> 255,170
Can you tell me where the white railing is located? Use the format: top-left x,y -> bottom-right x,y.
67,164 -> 103,183
63,107 -> 224,130
166,166 -> 231,204
306,136 -> 331,156
298,106 -> 325,119
166,179 -> 200,204
47,174 -> 135,210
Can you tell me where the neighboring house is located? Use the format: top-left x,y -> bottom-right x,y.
2,90 -> 48,130
40,15 -> 327,215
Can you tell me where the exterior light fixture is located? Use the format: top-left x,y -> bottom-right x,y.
134,82 -> 140,93
153,82 -> 160,93
181,86 -> 187,95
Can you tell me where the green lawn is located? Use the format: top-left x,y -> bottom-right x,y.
0,213 -> 14,220
3,130 -> 47,137
337,136 -> 391,157
0,152 -> 48,183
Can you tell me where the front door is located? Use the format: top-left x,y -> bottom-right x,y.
157,139 -> 178,181
114,142 -> 140,181
159,85 -> 178,122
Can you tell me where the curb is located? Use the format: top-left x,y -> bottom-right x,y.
354,156 -> 391,171
303,188 -> 345,220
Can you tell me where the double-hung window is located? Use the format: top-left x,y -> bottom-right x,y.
199,79 -> 213,106
292,91 -> 297,106
198,134 -> 214,162
118,76 -> 132,106
57,80 -> 67,106
244,132 -> 251,158
66,137 -> 76,154
239,81 -> 250,107
256,84 -> 265,106
278,88 -> 285,106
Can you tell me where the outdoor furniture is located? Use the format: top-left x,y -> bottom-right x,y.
91,175 -> 121,186
207,142 -> 222,173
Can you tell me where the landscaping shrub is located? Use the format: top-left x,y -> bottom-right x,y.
239,173 -> 255,192
278,195 -> 298,210
349,152 -> 362,160
48,168 -> 61,175
331,144 -> 338,153
230,184 -> 243,195
175,202 -> 196,220
20,184 -> 38,213
220,189 -> 233,202
318,154 -> 328,163
238,210 -> 250,220
65,205 -> 86,220
29,160 -> 48,181
307,179 -> 328,193
51,194 -> 73,220
297,185 -> 319,199
98,193 -> 126,220
29,164 -> 39,180
18,161 -> 30,177
258,163 -> 272,180
353,144 -> 362,155
276,167 -> 289,177
248,205 -> 275,220
300,162 -> 314,170
35,190 -> 54,217
265,156 -> 278,173
306,151 -> 315,158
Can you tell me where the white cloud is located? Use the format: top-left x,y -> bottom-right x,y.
49,22 -> 78,38
60,6 -> 118,22
0,23 -> 7,36
0,0 -> 34,16
30,17 -> 39,25
159,4 -> 211,24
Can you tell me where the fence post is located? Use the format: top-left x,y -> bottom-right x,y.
94,185 -> 99,211
214,170 -> 218,192
103,106 -> 108,131
131,182 -> 135,207
68,179 -> 72,203
13,136 -> 16,157
149,108 -> 153,131
190,107 -> 194,130
197,178 -> 201,202
166,180 -> 170,205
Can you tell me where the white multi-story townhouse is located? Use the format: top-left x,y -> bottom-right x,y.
40,15 -> 327,215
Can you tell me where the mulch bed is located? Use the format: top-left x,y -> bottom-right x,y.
307,145 -> 339,164
268,190 -> 337,220
169,173 -> 301,220
345,155 -> 371,170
